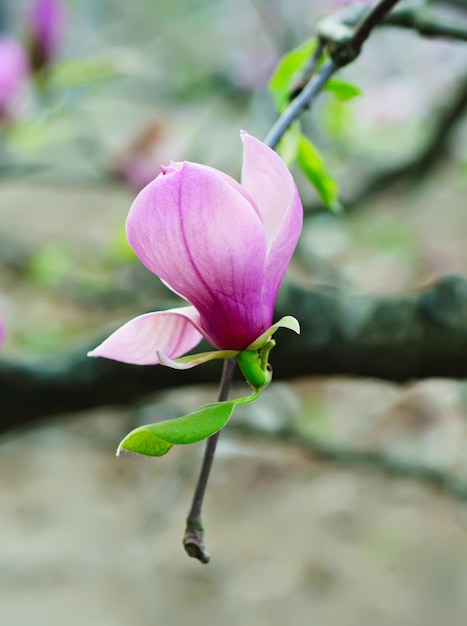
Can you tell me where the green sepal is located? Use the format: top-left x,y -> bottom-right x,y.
236,348 -> 272,389
247,315 -> 300,351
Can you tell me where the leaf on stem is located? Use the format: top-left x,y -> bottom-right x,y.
324,78 -> 362,101
297,135 -> 341,212
117,400 -> 237,457
268,38 -> 318,112
117,385 -> 265,458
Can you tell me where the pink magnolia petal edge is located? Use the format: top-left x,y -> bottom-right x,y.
87,306 -> 204,366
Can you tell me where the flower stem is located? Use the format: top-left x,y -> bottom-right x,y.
183,357 -> 236,563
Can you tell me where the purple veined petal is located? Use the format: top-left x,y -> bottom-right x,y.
87,306 -> 204,366
126,161 -> 270,349
240,130 -> 303,311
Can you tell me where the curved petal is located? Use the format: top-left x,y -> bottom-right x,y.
240,130 -> 303,309
240,131 -> 302,252
87,306 -> 204,366
126,162 -> 270,349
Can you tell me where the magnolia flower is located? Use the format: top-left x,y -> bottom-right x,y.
27,0 -> 65,71
89,131 -> 302,368
0,37 -> 29,120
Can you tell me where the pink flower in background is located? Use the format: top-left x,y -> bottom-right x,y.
0,37 -> 29,120
27,0 -> 65,71
89,131 -> 303,366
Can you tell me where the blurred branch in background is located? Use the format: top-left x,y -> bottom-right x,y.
3,274 -> 467,431
320,1 -> 467,43
229,421 -> 467,503
307,71 -> 467,214
383,5 -> 467,41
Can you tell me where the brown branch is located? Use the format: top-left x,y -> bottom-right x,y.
3,274 -> 467,432
383,6 -> 467,41
320,2 -> 467,44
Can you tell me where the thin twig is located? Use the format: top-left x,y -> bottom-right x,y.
383,7 -> 467,41
265,0 -> 404,150
352,0 -> 404,49
183,357 -> 236,563
264,60 -> 338,150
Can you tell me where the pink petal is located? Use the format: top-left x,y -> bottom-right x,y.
168,160 -> 261,217
240,130 -> 302,252
0,38 -> 29,107
126,162 -> 270,349
240,131 -> 303,309
87,306 -> 204,366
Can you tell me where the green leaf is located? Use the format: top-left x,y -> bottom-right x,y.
117,386 -> 265,457
276,121 -> 301,166
324,79 -> 362,101
117,429 -> 174,457
117,400 -> 237,457
268,38 -> 318,112
297,135 -> 341,212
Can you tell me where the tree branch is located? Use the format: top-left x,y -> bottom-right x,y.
383,6 -> 467,41
320,2 -> 467,44
3,275 -> 467,432
228,421 -> 467,503
265,0 -> 403,149
307,71 -> 467,214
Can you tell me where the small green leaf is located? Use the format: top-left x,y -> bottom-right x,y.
297,135 -> 341,212
268,38 -> 318,112
324,79 -> 362,101
118,386 -> 266,457
117,401 -> 237,457
117,429 -> 173,457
